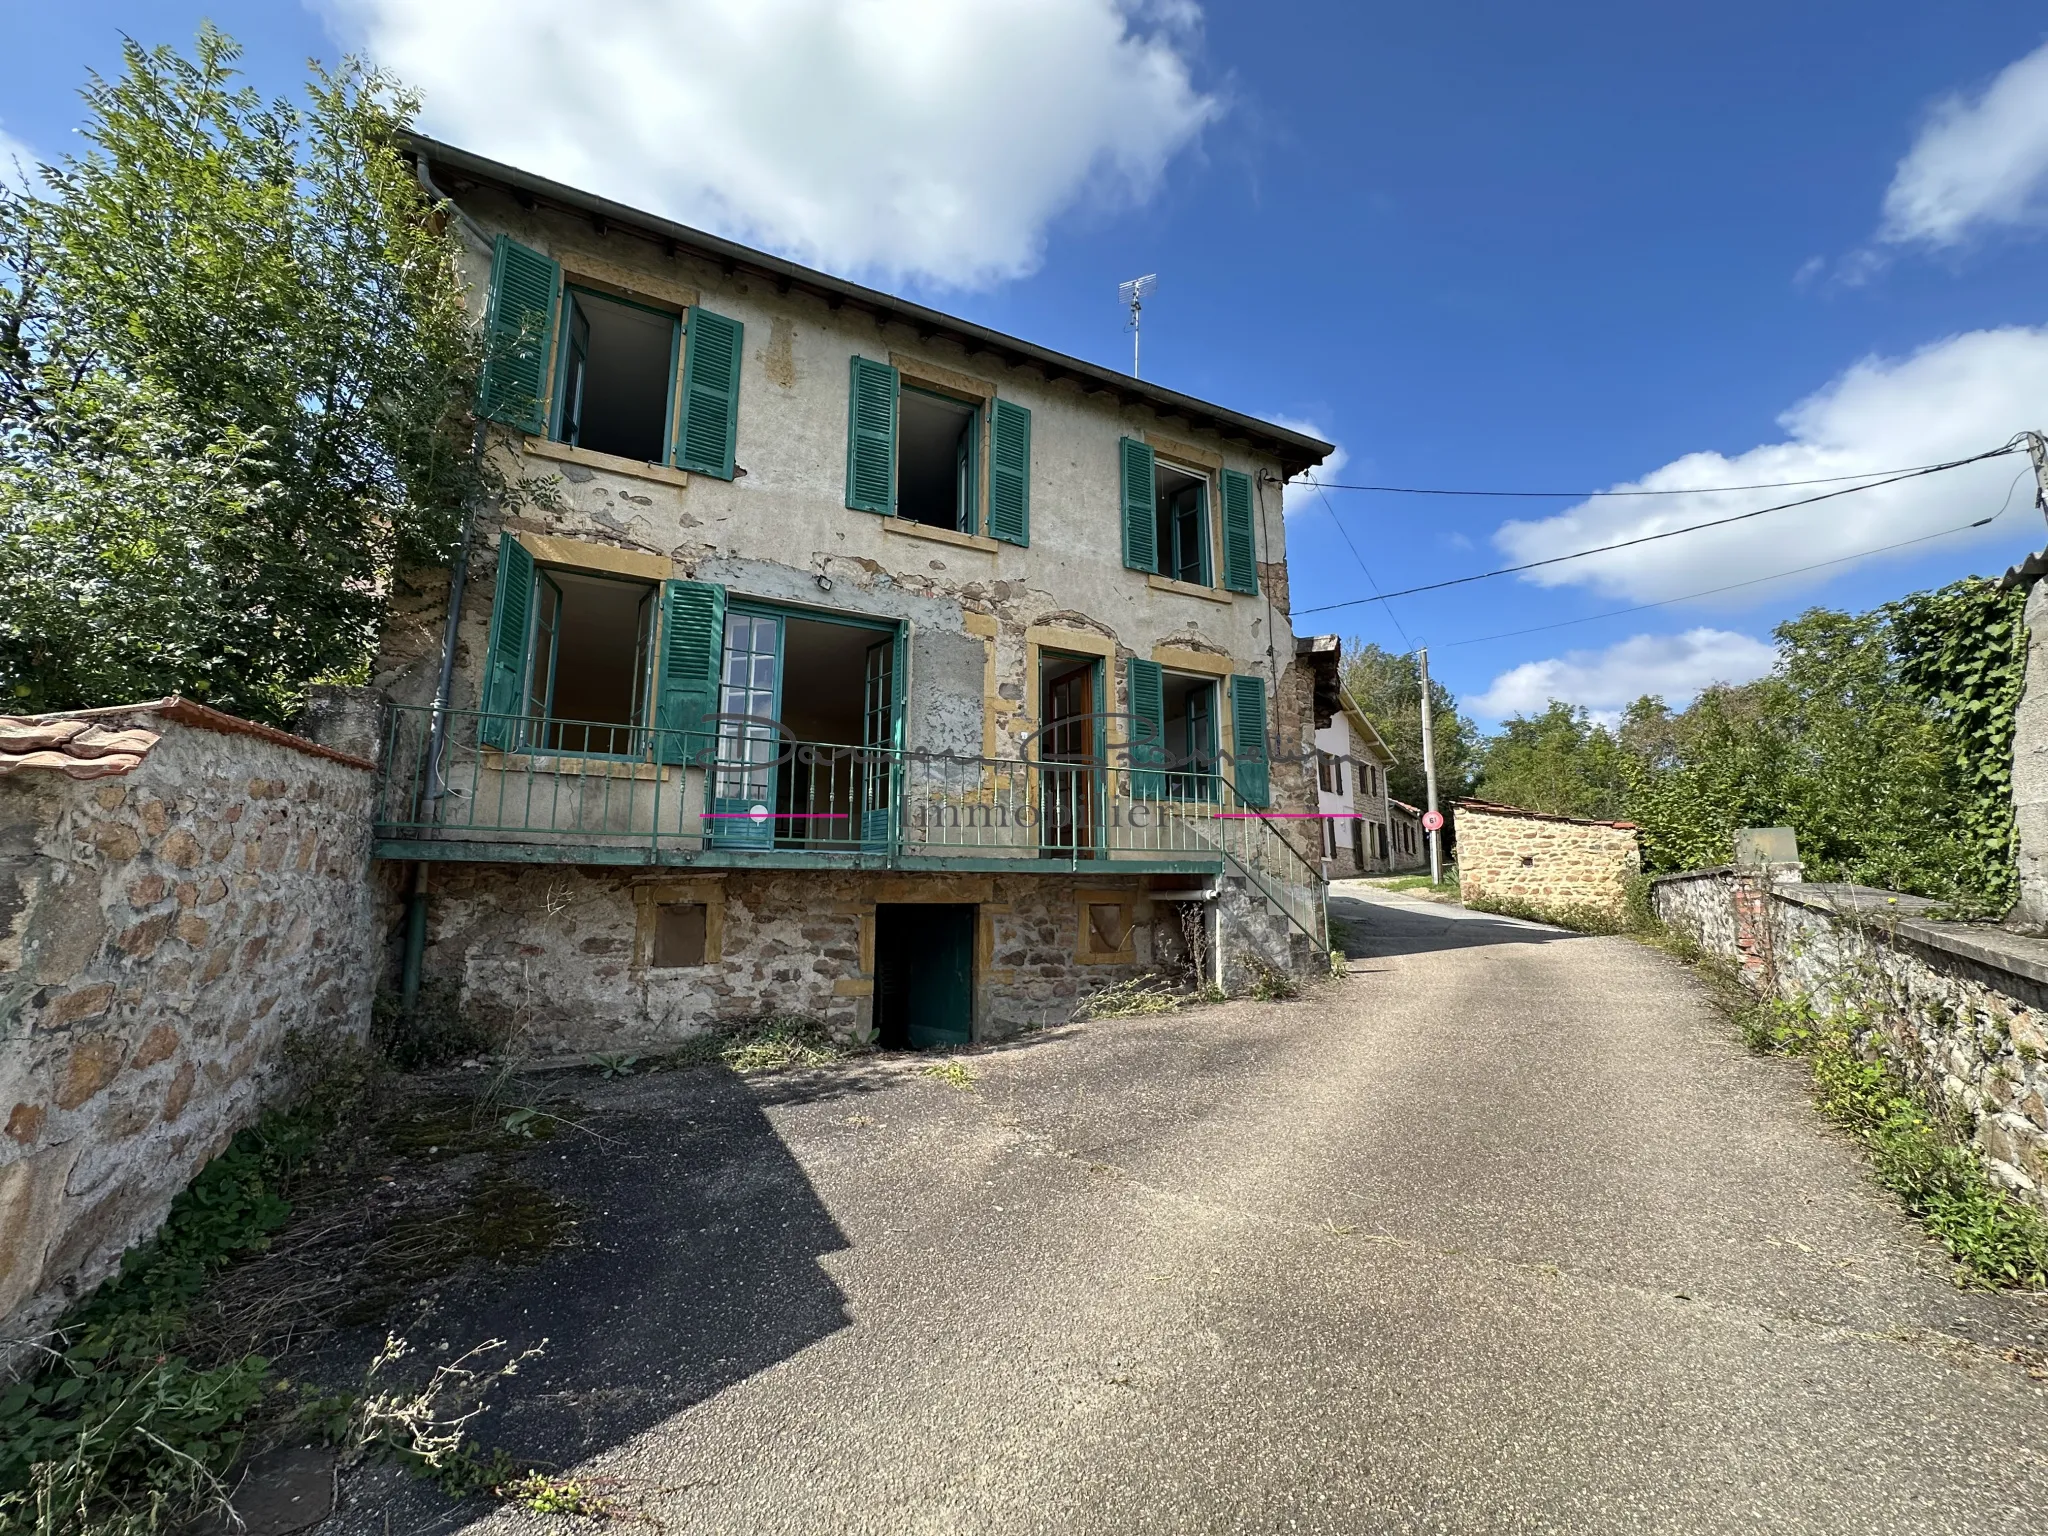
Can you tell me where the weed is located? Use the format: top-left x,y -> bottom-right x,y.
503,1471 -> 614,1516
671,1015 -> 864,1075
348,1334 -> 540,1497
921,1062 -> 976,1090
372,980 -> 497,1072
589,1053 -> 638,1079
1074,976 -> 1183,1021
1238,955 -> 1300,1002
1370,871 -> 1461,899
1738,996 -> 2048,1289
1465,893 -> 1633,935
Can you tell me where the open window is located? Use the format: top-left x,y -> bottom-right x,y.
897,387 -> 979,533
1153,462 -> 1211,585
523,567 -> 658,755
1161,673 -> 1219,800
553,287 -> 678,463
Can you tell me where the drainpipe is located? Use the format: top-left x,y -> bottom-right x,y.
405,152 -> 494,1011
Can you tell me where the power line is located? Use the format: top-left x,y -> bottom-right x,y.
1433,480 -> 2024,650
1294,458 -> 2004,499
1294,445 -> 2021,618
1311,479 -> 1411,648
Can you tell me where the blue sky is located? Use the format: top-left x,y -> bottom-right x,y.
6,2 -> 2047,725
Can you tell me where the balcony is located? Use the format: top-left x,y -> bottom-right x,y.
373,706 -> 1324,938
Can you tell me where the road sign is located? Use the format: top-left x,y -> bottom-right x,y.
1421,810 -> 1444,833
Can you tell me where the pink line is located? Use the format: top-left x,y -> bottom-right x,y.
702,812 -> 850,819
1215,811 -> 1361,819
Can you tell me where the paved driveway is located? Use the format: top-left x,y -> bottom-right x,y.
342,884 -> 2048,1534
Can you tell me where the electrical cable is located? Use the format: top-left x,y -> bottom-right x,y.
1293,444 -> 2022,618
1433,471 -> 2026,649
1312,479 -> 1412,648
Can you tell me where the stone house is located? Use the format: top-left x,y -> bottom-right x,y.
1388,800 -> 1428,873
376,137 -> 1337,1052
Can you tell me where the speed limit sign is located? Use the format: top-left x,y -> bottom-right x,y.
1421,810 -> 1444,833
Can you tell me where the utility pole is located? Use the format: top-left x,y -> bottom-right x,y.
1417,647 -> 1442,885
2029,430 -> 2048,523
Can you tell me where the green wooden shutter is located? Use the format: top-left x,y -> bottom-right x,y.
846,356 -> 898,513
477,236 -> 560,434
480,533 -> 536,749
1220,468 -> 1258,595
675,307 -> 743,478
988,398 -> 1031,546
1126,657 -> 1166,799
1230,673 -> 1270,808
655,579 -> 726,766
1121,437 -> 1156,572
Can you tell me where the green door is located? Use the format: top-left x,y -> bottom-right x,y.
875,903 -> 974,1049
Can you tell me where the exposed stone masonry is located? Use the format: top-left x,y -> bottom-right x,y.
1,704 -> 377,1347
1454,799 -> 1642,914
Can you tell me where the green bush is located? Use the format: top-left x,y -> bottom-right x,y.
1745,997 -> 2048,1289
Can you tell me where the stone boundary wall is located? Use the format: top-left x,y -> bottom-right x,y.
1654,868 -> 2048,1212
1,701 -> 378,1347
1455,799 -> 1641,913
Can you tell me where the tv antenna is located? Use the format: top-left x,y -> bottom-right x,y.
1118,273 -> 1156,377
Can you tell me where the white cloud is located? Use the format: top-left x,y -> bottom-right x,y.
1472,629 -> 1778,720
1881,40 -> 2048,249
322,0 -> 1219,288
1271,417 -> 1348,516
1493,326 -> 2048,603
0,125 -> 43,191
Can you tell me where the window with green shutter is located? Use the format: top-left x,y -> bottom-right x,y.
675,307 -> 743,478
1125,657 -> 1166,799
1120,437 -> 1156,572
1229,673 -> 1270,808
654,580 -> 727,767
1220,468 -> 1258,595
846,356 -> 899,514
480,533 -> 537,748
988,398 -> 1031,546
479,236 -> 560,434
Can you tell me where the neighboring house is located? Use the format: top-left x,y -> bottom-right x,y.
1388,800 -> 1429,872
374,138 -> 1335,1052
1308,664 -> 1396,878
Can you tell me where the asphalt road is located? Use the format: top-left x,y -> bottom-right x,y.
339,883 -> 2048,1535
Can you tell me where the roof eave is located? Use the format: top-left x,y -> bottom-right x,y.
404,134 -> 1335,477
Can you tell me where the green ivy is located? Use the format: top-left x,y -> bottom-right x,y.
1890,578 -> 2028,913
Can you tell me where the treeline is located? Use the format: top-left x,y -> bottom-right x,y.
1345,577 -> 2027,908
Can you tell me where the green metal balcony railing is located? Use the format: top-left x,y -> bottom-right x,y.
374,705 -> 1327,947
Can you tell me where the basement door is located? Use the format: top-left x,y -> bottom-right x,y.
874,903 -> 974,1049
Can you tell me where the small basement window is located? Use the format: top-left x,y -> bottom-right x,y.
527,567 -> 657,755
897,387 -> 978,532
652,902 -> 708,967
1085,902 -> 1128,956
1154,463 -> 1210,585
554,286 -> 678,463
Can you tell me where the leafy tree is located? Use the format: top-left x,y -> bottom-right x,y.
0,27 -> 492,724
1472,701 -> 1629,820
1340,641 -> 1479,809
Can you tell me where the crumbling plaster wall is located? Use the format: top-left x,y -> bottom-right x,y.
375,189 -> 1314,821
414,865 -> 1158,1052
0,708 -> 376,1346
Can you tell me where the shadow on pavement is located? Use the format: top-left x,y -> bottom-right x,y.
328,1063 -> 860,1529
1329,890 -> 1580,960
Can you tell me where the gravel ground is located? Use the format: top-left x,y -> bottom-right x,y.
331,883 -> 2048,1535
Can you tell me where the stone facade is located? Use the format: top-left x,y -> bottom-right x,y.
1454,799 -> 1641,913
411,865 -> 1188,1052
1654,868 -> 2048,1211
0,701 -> 377,1347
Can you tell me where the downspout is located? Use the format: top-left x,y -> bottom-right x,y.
403,153 -> 495,1010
